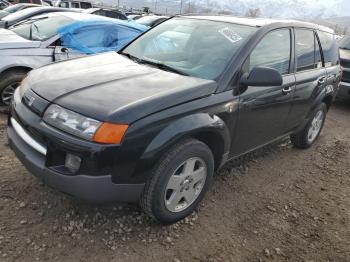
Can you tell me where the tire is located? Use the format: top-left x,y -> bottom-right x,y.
290,102 -> 327,149
0,70 -> 28,106
140,139 -> 214,224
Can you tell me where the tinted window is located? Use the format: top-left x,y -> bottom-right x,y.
72,2 -> 80,8
249,29 -> 291,75
95,10 -> 107,16
58,2 -> 69,8
80,2 -> 92,9
116,13 -> 127,20
317,31 -> 339,67
295,29 -> 315,72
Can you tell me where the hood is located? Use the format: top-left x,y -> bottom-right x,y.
340,48 -> 350,61
0,29 -> 41,49
28,52 -> 217,123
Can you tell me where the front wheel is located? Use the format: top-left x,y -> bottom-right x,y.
140,139 -> 214,224
290,103 -> 327,149
0,70 -> 27,106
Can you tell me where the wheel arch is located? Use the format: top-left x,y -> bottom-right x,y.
140,113 -> 231,172
322,94 -> 333,111
0,66 -> 32,79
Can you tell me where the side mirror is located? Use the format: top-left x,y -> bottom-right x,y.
240,67 -> 283,87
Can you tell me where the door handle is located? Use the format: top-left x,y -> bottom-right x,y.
282,86 -> 293,95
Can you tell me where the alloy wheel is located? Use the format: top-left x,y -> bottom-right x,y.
1,82 -> 19,106
164,157 -> 207,213
307,110 -> 324,143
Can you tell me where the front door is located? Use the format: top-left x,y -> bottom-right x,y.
231,28 -> 295,156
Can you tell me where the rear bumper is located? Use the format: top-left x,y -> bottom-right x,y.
7,123 -> 144,204
337,81 -> 350,99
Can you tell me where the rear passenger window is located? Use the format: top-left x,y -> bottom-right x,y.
317,31 -> 339,67
295,29 -> 315,72
249,29 -> 291,75
80,2 -> 92,9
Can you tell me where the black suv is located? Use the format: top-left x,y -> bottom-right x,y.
7,16 -> 341,224
338,35 -> 350,99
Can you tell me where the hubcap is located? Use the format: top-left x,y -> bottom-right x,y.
1,82 -> 19,106
164,157 -> 207,213
307,110 -> 324,143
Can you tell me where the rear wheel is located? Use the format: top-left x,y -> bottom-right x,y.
140,139 -> 214,224
290,103 -> 327,149
0,70 -> 28,106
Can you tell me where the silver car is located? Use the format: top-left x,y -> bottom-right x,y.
0,12 -> 146,105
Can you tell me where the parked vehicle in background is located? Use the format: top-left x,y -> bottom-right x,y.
7,16 -> 341,224
0,6 -> 76,28
128,14 -> 142,20
83,8 -> 127,20
136,15 -> 168,28
54,0 -> 91,9
0,0 -> 11,10
338,35 -> 350,99
17,0 -> 48,5
0,3 -> 38,19
0,12 -> 146,105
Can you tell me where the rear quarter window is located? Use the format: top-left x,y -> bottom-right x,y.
317,31 -> 339,67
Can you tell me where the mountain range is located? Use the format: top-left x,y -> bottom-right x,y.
109,0 -> 350,19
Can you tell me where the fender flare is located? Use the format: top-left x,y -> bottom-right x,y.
141,113 -> 231,165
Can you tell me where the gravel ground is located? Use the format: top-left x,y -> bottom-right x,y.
0,101 -> 349,262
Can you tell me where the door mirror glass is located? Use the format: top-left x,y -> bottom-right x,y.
240,67 -> 283,87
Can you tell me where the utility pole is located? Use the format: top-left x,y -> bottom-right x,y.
154,0 -> 157,13
117,0 -> 120,9
188,0 -> 191,13
180,0 -> 183,14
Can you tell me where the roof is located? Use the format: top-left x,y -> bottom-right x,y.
182,15 -> 334,34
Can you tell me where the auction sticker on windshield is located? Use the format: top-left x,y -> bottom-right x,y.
219,27 -> 242,43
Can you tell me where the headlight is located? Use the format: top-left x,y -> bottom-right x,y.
43,104 -> 129,144
43,104 -> 101,141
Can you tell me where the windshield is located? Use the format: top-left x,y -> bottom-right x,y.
11,15 -> 73,41
339,35 -> 350,50
136,16 -> 164,26
122,17 -> 257,80
2,6 -> 44,21
3,4 -> 26,13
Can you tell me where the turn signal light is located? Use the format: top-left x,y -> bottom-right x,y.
93,123 -> 129,144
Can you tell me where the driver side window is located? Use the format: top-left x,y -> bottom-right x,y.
249,29 -> 291,75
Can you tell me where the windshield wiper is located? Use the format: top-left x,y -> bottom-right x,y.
119,52 -> 141,63
138,59 -> 189,76
120,52 -> 188,76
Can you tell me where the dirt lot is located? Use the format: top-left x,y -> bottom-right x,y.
0,101 -> 349,262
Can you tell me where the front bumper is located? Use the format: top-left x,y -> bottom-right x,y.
337,81 -> 350,99
7,118 -> 144,204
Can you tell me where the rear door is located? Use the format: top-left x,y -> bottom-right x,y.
317,30 -> 341,96
288,28 -> 328,128
231,28 -> 296,156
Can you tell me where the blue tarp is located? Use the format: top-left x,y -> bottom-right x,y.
57,20 -> 148,54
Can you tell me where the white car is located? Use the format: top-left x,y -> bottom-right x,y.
0,12 -> 146,105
